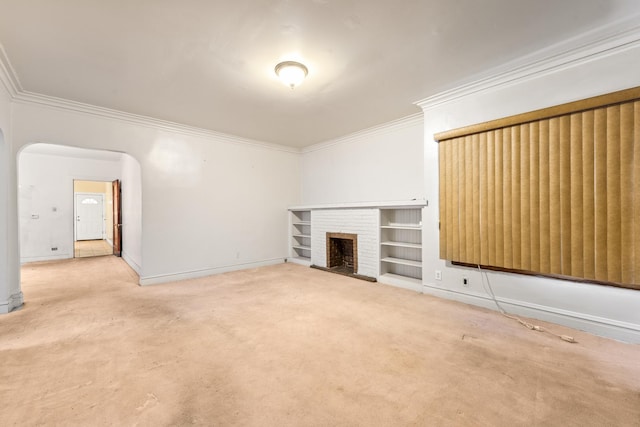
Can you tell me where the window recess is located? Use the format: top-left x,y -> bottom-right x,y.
435,86 -> 640,290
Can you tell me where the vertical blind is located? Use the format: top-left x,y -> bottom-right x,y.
435,87 -> 640,290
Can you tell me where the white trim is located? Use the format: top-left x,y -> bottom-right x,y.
287,257 -> 312,267
415,14 -> 640,111
301,113 -> 423,153
139,258 -> 284,286
289,199 -> 427,211
0,43 -> 21,97
13,92 -> 300,154
0,41 -> 298,154
21,253 -> 73,264
420,283 -> 640,344
121,251 -> 142,275
0,291 -> 24,314
378,275 -> 422,293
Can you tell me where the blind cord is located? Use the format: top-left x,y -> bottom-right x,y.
476,264 -> 577,343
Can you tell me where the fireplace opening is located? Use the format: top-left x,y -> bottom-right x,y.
326,232 -> 358,275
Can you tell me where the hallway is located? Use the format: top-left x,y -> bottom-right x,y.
74,239 -> 113,258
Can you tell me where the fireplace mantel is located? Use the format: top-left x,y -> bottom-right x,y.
288,199 -> 426,211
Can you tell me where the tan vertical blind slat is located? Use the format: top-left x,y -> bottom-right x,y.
487,132 -> 496,266
465,136 -> 474,263
439,143 -> 447,259
606,106 -> 622,283
519,124 -> 530,270
448,139 -> 456,261
494,129 -> 504,267
438,90 -> 640,289
548,117 -> 562,275
633,102 -> 640,285
538,120 -> 551,274
582,111 -> 595,280
503,128 -> 513,268
559,115 -> 572,275
529,122 -> 540,272
569,113 -> 584,277
594,108 -> 608,281
512,126 -> 522,270
619,103 -> 633,284
457,138 -> 466,262
472,133 -> 481,262
479,133 -> 489,265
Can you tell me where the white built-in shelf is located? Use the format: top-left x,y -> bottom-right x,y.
379,207 -> 423,282
290,210 -> 312,266
381,257 -> 422,268
380,225 -> 421,230
381,241 -> 422,249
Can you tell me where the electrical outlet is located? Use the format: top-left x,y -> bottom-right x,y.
463,276 -> 469,287
435,270 -> 442,280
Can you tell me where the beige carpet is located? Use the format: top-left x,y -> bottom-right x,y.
1,257 -> 639,426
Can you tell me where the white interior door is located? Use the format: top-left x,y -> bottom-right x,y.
75,193 -> 104,241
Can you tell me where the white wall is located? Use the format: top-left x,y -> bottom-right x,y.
297,23 -> 640,343
419,39 -> 640,342
301,116 -> 424,205
0,79 -> 21,313
18,148 -> 122,262
9,100 -> 300,285
120,153 -> 142,273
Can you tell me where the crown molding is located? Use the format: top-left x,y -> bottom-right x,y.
13,91 -> 300,153
301,112 -> 423,154
0,44 -> 22,97
415,14 -> 640,111
0,45 -> 298,153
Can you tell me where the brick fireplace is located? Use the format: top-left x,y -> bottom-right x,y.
311,208 -> 378,279
326,232 -> 358,274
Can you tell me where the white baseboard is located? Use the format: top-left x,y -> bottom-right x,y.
0,291 -> 24,314
20,253 -> 72,264
139,258 -> 285,286
287,257 -> 312,267
106,238 -> 113,247
121,251 -> 141,275
421,283 -> 640,344
378,273 -> 422,293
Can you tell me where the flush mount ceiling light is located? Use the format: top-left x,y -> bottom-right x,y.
274,61 -> 308,89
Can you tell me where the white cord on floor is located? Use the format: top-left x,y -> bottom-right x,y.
476,264 -> 577,344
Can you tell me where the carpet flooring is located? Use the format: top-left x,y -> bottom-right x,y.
1,257 -> 639,426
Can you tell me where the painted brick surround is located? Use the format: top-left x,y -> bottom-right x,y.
311,209 -> 378,278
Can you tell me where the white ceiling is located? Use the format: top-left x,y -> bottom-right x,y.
1,1 -> 639,148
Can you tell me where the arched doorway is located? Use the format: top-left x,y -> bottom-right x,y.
17,143 -> 142,278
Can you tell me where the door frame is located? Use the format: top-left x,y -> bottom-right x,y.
74,192 -> 106,241
112,179 -> 122,257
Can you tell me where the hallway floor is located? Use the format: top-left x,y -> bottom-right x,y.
74,239 -> 112,258
1,258 -> 639,426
